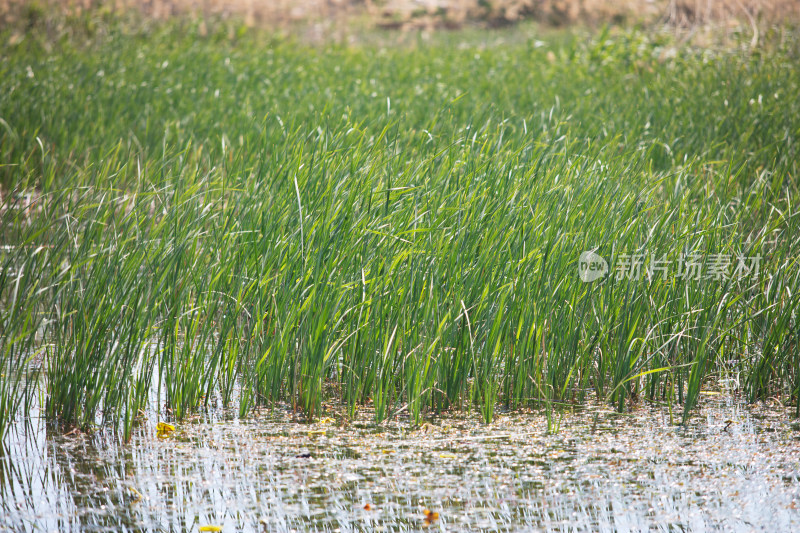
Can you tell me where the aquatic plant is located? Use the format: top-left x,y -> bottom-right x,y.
0,20 -> 798,438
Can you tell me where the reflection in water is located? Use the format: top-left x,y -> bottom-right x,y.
1,398 -> 799,532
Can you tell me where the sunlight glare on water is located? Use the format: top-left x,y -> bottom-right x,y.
1,397 -> 799,532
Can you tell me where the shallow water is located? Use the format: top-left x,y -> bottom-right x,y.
1,397 -> 799,532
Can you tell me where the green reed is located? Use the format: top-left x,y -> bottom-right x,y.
0,16 -> 798,438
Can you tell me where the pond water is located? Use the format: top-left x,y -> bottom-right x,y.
1,396 -> 799,532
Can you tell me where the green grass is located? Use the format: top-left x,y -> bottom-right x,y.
1,17 -> 799,439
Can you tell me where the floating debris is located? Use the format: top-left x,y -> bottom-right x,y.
423,509 -> 440,525
156,422 -> 176,438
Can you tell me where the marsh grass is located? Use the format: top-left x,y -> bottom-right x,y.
0,19 -> 798,438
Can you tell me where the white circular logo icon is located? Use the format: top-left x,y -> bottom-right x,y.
579,251 -> 608,282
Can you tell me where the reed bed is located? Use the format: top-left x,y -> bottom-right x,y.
1,19 -> 798,439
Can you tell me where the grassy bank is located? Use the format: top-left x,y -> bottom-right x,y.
1,19 -> 798,439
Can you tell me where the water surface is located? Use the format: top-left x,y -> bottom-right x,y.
1,397 -> 798,532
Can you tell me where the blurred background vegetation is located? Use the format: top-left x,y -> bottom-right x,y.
2,1 -> 799,39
